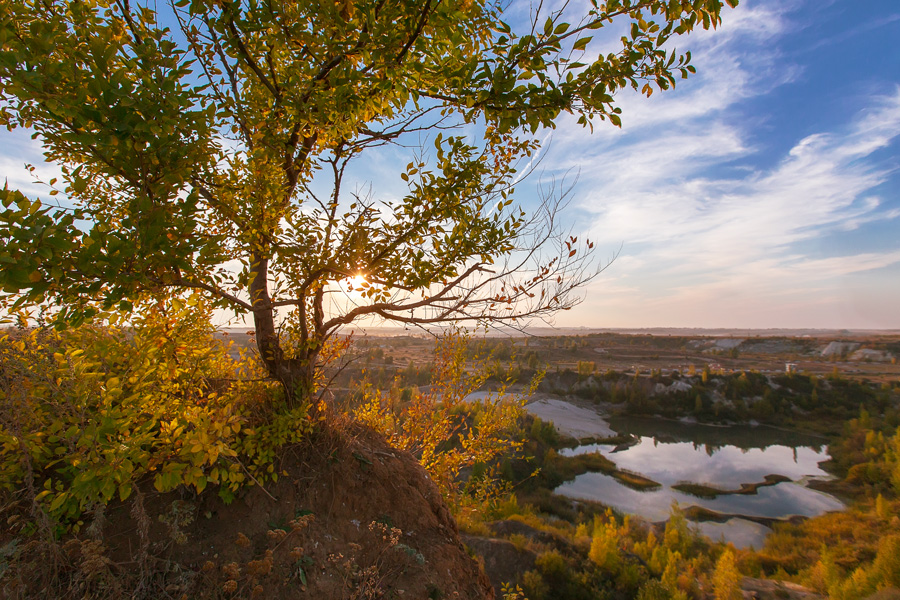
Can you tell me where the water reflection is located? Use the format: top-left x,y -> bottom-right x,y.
607,415 -> 827,453
554,418 -> 843,549
563,440 -> 830,489
694,519 -> 772,550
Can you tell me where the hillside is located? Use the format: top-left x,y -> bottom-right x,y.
1,422 -> 493,600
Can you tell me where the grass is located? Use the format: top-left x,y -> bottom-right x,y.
557,433 -> 637,449
517,487 -> 614,523
610,470 -> 661,491
538,450 -> 661,492
670,482 -> 723,499
681,505 -> 807,528
672,474 -> 791,499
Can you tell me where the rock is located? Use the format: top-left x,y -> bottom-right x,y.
462,535 -> 536,598
489,520 -> 574,554
849,348 -> 893,362
741,577 -> 823,600
821,341 -> 860,357
668,380 -> 693,393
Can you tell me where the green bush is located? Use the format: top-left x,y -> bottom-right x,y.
0,300 -> 312,526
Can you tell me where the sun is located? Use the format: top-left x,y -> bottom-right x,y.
348,274 -> 367,290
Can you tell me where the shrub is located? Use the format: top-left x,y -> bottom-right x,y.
0,298 -> 313,526
535,549 -> 568,584
637,579 -> 673,600
355,331 -> 534,504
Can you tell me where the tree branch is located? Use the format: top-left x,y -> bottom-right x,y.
221,3 -> 281,99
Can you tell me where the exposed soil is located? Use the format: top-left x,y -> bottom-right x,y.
461,535 -> 536,598
740,577 -> 824,599
2,422 -> 493,600
523,395 -> 615,438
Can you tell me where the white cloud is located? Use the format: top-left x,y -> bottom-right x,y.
553,0 -> 799,148
541,0 -> 900,328
0,130 -> 64,200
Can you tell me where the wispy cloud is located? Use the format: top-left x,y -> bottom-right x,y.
542,0 -> 900,328
0,131 -> 61,199
582,88 -> 900,267
553,0 -> 799,147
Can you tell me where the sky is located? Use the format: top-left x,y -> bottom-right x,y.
540,0 -> 900,329
2,0 -> 898,331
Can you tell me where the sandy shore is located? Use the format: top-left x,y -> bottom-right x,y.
462,390 -> 615,439
524,395 -> 616,439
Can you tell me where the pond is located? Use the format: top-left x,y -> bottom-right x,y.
554,415 -> 844,549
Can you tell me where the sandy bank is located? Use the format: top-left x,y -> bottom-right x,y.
524,395 -> 616,438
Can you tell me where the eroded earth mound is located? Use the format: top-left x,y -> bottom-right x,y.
3,423 -> 493,599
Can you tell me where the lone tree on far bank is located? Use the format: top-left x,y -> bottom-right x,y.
0,0 -> 736,403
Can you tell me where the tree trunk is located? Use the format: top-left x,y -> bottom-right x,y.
249,254 -> 319,408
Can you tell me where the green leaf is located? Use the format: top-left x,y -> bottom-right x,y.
0,0 -> 732,389
101,479 -> 116,501
49,493 -> 68,512
572,36 -> 592,51
118,483 -> 132,502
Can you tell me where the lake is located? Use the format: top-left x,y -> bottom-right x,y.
554,414 -> 844,549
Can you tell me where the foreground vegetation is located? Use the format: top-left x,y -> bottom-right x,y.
0,301 -> 314,524
3,317 -> 900,599
1,316 -> 511,598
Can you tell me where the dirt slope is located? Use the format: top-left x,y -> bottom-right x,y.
4,423 -> 493,600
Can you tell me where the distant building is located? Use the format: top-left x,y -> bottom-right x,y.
785,362 -> 798,374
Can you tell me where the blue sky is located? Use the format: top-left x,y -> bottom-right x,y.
2,0 -> 898,330
540,0 -> 900,329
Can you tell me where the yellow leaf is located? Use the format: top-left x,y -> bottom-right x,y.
48,493 -> 67,512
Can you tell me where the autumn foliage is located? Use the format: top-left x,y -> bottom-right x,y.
0,300 -> 313,526
354,331 -> 534,504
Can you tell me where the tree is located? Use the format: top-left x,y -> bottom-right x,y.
873,534 -> 900,589
0,0 -> 736,405
889,426 -> 900,494
577,360 -> 596,376
589,511 -> 622,572
712,548 -> 742,600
